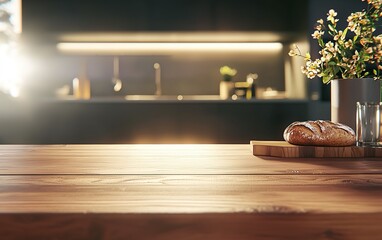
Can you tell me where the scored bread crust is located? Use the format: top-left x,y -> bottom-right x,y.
283,120 -> 355,146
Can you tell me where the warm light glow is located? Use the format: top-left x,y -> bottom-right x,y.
0,0 -> 23,97
0,46 -> 22,97
14,0 -> 22,33
0,0 -> 22,33
58,32 -> 291,43
9,86 -> 19,97
57,42 -> 283,55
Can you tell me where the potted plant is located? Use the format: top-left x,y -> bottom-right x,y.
289,0 -> 382,130
219,65 -> 237,99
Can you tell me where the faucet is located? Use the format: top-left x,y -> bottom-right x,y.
112,57 -> 122,92
154,63 -> 161,95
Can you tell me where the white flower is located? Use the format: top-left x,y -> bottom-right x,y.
315,19 -> 324,31
374,35 -> 382,44
352,50 -> 360,60
325,42 -> 336,53
360,38 -> 369,46
333,31 -> 343,41
311,30 -> 324,39
344,40 -> 353,48
307,71 -> 316,79
327,9 -> 338,24
348,21 -> 356,31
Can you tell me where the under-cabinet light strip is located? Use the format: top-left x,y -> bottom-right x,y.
58,32 -> 286,42
56,42 -> 283,55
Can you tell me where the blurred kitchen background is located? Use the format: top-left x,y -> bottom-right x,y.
0,0 -> 364,143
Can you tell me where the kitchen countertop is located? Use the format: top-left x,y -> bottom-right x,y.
51,96 -> 308,103
0,144 -> 381,239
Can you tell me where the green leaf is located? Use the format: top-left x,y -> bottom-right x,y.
318,38 -> 325,48
333,66 -> 340,74
341,28 -> 348,40
323,68 -> 332,75
323,75 -> 331,84
328,24 -> 336,33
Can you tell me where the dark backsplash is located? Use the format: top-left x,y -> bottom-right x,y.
23,52 -> 284,98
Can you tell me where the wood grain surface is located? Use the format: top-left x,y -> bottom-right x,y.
0,175 -> 381,214
0,144 -> 382,175
251,140 -> 382,158
0,144 -> 381,239
1,213 -> 382,240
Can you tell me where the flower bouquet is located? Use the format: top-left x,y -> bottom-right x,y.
289,0 -> 382,84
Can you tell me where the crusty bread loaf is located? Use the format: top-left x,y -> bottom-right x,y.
283,120 -> 355,146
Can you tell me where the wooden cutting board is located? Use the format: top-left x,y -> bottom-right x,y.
251,141 -> 382,158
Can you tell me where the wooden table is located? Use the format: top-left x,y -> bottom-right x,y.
0,144 -> 381,240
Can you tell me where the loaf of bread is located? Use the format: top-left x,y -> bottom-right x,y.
283,120 -> 355,146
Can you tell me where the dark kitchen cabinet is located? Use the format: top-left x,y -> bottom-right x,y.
22,0 -> 214,33
0,99 -> 310,144
22,0 -> 308,34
